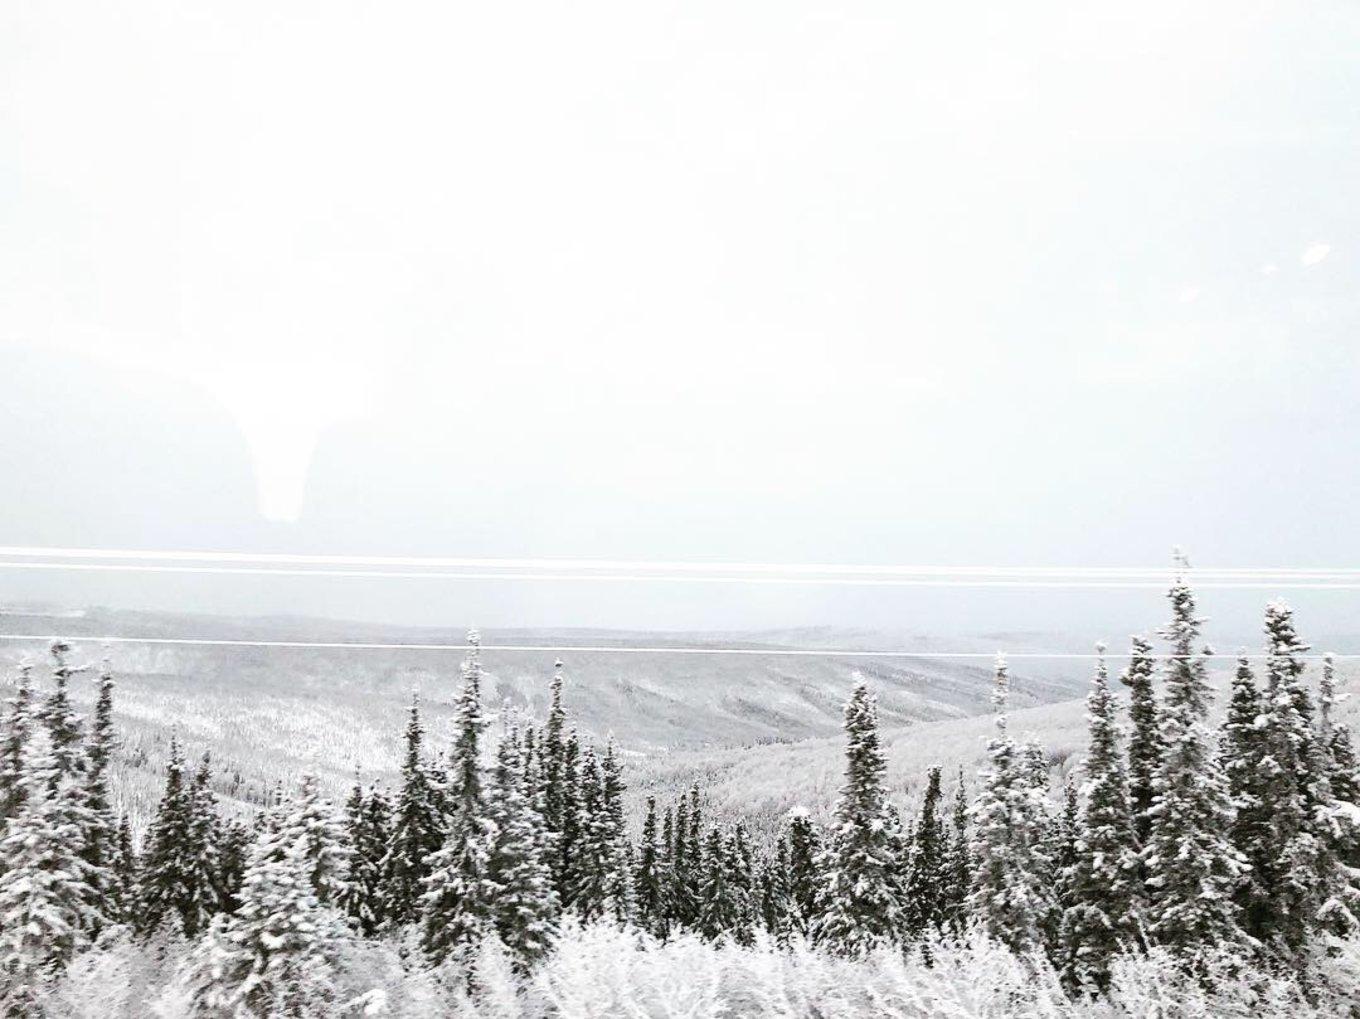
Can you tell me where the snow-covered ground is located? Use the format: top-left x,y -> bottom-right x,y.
0,606 -> 1092,830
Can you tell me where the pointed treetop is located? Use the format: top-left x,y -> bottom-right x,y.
991,654 -> 1010,717
1320,652 -> 1341,728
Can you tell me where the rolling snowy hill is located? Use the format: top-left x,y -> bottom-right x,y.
0,605 -> 1089,824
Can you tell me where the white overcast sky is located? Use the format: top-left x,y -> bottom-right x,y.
2,1 -> 1358,636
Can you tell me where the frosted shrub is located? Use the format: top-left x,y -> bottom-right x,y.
38,922 -> 1360,1017
45,928 -> 162,1019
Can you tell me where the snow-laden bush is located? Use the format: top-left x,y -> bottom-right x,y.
42,922 -> 1360,1017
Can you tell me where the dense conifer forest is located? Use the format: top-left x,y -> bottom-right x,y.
1,572 -> 1358,1016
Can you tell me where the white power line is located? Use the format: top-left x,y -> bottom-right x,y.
2,545 -> 1359,580
6,560 -> 1360,590
0,634 -> 1353,660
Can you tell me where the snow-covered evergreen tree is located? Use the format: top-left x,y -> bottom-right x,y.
448,630 -> 487,823
668,790 -> 697,930
178,804 -> 351,1016
812,681 -> 906,954
136,736 -> 219,938
339,779 -> 390,936
697,828 -> 753,944
1053,779 -> 1079,885
485,733 -> 558,966
1059,647 -> 1142,991
216,817 -> 250,916
39,642 -> 84,786
635,796 -> 668,938
380,696 -> 445,926
555,728 -> 583,912
969,655 -> 1050,955
1020,739 -> 1060,951
598,737 -> 634,924
113,815 -> 137,903
1119,635 -> 1161,846
758,836 -> 793,941
0,734 -> 102,1012
0,663 -> 33,827
1319,653 -> 1360,906
79,660 -> 121,926
541,661 -> 569,888
730,822 -> 758,940
941,771 -> 971,931
1221,655 -> 1273,940
419,800 -> 496,966
785,808 -> 821,937
904,766 -> 946,936
1142,568 -> 1247,958
567,744 -> 608,922
1254,602 -> 1347,953
290,773 -> 352,906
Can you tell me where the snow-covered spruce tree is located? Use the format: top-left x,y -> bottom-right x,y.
904,766 -> 947,936
521,728 -> 559,917
448,630 -> 487,824
80,660 -> 122,926
567,744 -> 608,922
1020,739 -> 1060,951
0,662 -> 33,826
1221,656 -> 1273,940
291,773 -> 352,906
598,738 -> 635,924
758,836 -> 794,940
541,661 -> 569,885
969,655 -> 1051,955
380,695 -> 445,926
1142,569 -> 1247,959
668,790 -> 696,930
178,804 -> 352,1016
555,729 -> 583,912
660,805 -> 676,917
114,815 -> 137,898
697,827 -> 754,944
39,642 -> 85,786
1055,778 -> 1080,882
136,736 -> 219,938
1048,779 -> 1079,932
486,733 -> 558,967
812,681 -> 907,954
635,796 -> 669,938
216,817 -> 251,916
1254,601 -> 1347,954
785,808 -> 822,937
419,654 -> 502,967
1059,647 -> 1142,992
339,780 -> 390,936
187,755 -> 223,914
419,794 -> 497,967
730,822 -> 758,939
0,734 -> 103,1012
1320,653 -> 1360,895
1119,635 -> 1161,846
941,771 -> 971,931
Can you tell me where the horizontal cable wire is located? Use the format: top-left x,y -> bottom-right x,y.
2,545 -> 1360,581
5,561 -> 1360,590
0,634 -> 1353,660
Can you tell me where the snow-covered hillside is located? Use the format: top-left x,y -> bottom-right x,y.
0,606 -> 1088,825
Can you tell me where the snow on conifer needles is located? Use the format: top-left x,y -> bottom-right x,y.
0,574 -> 1359,1015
